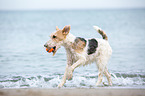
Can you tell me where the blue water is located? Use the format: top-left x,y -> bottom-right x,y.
0,9 -> 145,88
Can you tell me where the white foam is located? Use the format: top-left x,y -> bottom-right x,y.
1,72 -> 145,88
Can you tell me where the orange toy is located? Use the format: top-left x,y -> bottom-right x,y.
46,48 -> 54,53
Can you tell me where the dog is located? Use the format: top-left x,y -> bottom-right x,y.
44,25 -> 112,88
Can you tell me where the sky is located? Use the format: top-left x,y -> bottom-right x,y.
0,0 -> 145,10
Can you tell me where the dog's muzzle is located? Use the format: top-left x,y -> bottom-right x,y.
44,43 -> 57,56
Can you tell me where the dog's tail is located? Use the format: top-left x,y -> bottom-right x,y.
93,26 -> 108,40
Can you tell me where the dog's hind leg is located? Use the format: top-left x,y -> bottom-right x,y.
96,71 -> 103,86
95,58 -> 107,86
104,67 -> 112,86
95,56 -> 112,86
96,63 -> 104,86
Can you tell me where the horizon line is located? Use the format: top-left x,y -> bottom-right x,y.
0,7 -> 145,11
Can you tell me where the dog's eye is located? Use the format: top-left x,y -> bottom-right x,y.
53,35 -> 56,38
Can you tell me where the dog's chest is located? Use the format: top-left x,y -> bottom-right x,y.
70,48 -> 79,60
66,48 -> 79,62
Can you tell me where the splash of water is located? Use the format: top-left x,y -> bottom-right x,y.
0,72 -> 145,88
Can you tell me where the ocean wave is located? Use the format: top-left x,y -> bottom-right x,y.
0,72 -> 145,88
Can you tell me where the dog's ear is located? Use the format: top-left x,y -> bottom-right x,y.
62,25 -> 70,35
56,26 -> 59,30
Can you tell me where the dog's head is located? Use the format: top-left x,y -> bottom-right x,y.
44,25 -> 70,56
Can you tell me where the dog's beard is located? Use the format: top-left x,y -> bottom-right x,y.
52,46 -> 56,56
51,46 -> 56,56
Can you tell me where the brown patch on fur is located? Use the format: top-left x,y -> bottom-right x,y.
98,29 -> 108,40
51,25 -> 71,42
72,38 -> 86,53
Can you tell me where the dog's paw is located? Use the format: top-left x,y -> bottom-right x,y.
57,83 -> 64,88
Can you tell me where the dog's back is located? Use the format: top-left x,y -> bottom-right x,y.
71,26 -> 112,66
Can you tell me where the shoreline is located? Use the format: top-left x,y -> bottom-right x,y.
0,88 -> 145,96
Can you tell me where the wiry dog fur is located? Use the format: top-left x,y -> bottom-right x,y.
44,25 -> 112,88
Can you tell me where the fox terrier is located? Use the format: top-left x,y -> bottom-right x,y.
44,25 -> 112,88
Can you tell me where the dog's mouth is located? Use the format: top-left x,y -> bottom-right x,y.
46,46 -> 57,56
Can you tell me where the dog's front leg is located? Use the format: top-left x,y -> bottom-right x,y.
67,58 -> 85,80
57,65 -> 69,88
72,58 -> 85,70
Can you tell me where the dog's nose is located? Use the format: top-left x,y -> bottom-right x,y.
44,43 -> 48,47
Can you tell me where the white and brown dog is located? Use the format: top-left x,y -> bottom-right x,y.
44,25 -> 112,88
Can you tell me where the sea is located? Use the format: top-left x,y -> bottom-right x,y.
0,9 -> 145,88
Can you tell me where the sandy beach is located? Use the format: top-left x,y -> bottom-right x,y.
0,88 -> 145,96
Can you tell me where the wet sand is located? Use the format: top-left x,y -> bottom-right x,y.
0,88 -> 145,96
